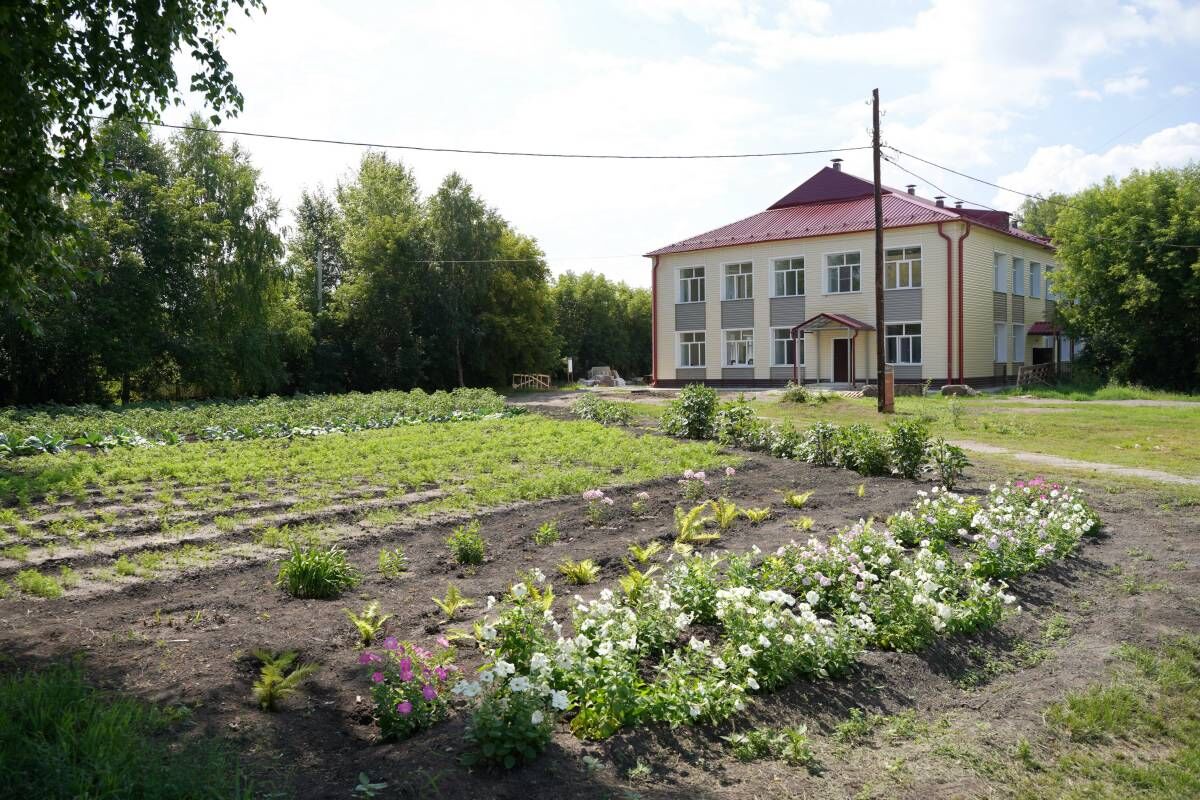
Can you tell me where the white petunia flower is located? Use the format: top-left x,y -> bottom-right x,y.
531,710 -> 544,725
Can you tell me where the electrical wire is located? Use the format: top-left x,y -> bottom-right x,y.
89,114 -> 871,160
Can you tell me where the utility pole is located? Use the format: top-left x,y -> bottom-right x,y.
315,247 -> 324,315
872,88 -> 889,413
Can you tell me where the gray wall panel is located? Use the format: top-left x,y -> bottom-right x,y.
770,366 -> 804,381
993,292 -> 1008,321
721,367 -> 755,381
1012,296 -> 1025,323
675,303 -> 706,331
675,368 -> 708,381
720,299 -> 754,329
768,296 -> 807,327
884,289 -> 922,321
891,365 -> 923,382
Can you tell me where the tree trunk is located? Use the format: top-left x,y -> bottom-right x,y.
455,335 -> 465,387
121,374 -> 131,406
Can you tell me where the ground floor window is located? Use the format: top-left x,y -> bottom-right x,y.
1011,324 -> 1026,364
994,322 -> 1008,362
678,331 -> 705,368
885,322 -> 921,365
771,328 -> 803,366
724,329 -> 754,366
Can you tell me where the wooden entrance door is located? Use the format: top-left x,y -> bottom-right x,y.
833,338 -> 850,383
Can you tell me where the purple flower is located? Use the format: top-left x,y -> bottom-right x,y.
724,466 -> 736,477
382,636 -> 400,651
358,651 -> 382,665
694,471 -> 707,481
582,489 -> 605,501
371,671 -> 385,683
396,701 -> 413,715
422,684 -> 437,701
414,646 -> 432,659
435,666 -> 449,681
436,636 -> 451,648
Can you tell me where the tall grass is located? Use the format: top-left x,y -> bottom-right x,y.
0,662 -> 255,799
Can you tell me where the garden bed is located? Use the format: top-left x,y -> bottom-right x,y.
1,416 -> 1197,799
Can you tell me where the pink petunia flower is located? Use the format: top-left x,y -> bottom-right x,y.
396,701 -> 413,715
422,684 -> 437,701
436,636 -> 451,648
382,636 -> 400,651
371,671 -> 385,683
358,651 -> 382,665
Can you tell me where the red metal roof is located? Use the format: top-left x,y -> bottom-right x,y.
646,168 -> 1052,257
1027,321 -> 1061,335
792,312 -> 874,332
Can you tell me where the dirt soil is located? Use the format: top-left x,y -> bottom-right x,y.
2,433 -> 1199,800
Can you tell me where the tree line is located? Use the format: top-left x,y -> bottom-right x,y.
0,119 -> 651,405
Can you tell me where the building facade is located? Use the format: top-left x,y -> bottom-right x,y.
646,162 -> 1066,388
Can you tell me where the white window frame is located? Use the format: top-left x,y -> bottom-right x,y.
1029,262 -> 1042,299
824,251 -> 862,294
884,321 -> 922,365
677,265 -> 705,304
1011,323 -> 1026,364
677,330 -> 706,368
722,261 -> 754,301
770,256 -> 805,298
723,328 -> 755,367
884,245 -> 922,290
770,327 -> 804,367
1012,257 -> 1025,297
994,322 -> 1008,362
993,253 -> 1007,293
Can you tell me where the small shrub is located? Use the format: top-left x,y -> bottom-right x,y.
447,520 -> 486,565
712,401 -> 769,449
834,424 -> 890,476
252,650 -> 319,711
363,638 -> 458,741
888,419 -> 930,479
462,686 -> 555,770
782,489 -> 813,509
741,506 -> 771,524
572,394 -> 632,425
799,422 -> 839,466
780,381 -> 810,403
927,438 -> 970,490
15,569 -> 62,599
709,498 -> 740,531
661,384 -> 719,439
946,395 -> 966,429
276,545 -> 359,599
433,584 -> 474,620
558,558 -> 600,585
533,520 -> 560,545
630,490 -> 651,517
377,547 -> 408,579
345,601 -> 391,647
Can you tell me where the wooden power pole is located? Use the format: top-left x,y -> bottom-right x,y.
872,88 -> 888,413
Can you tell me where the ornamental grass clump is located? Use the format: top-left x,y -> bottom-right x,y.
276,545 -> 359,599
360,637 -> 458,740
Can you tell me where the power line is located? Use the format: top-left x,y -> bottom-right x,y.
89,114 -> 871,160
886,146 -> 1066,205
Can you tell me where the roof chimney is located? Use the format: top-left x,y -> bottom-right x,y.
905,184 -> 916,195
830,158 -> 843,171
954,200 -> 964,209
934,196 -> 945,207
1012,217 -> 1021,229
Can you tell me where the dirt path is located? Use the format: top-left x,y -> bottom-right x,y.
951,439 -> 1200,485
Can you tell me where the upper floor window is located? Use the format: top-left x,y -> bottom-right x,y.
993,253 -> 1006,292
771,328 -> 803,366
885,322 -> 922,365
826,252 -> 861,293
1029,262 -> 1042,298
678,266 -> 705,303
772,257 -> 804,297
1012,257 -> 1025,296
724,329 -> 754,366
723,262 -> 753,300
885,246 -> 922,289
678,331 -> 705,368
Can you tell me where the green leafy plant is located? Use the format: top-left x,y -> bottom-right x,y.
14,569 -> 63,599
888,419 -> 930,479
789,516 -> 814,531
377,547 -> 408,579
660,384 -> 718,439
627,540 -> 663,564
433,584 -> 475,620
558,558 -> 600,585
461,685 -> 555,770
533,519 -> 560,545
674,504 -> 718,546
251,650 -> 319,711
856,483 -> 866,498
741,506 -> 772,524
276,545 -> 359,599
709,498 -> 740,531
447,520 -> 486,566
344,601 -> 391,647
780,380 -> 811,403
927,438 -> 970,490
617,563 -> 660,602
782,489 -> 813,509
572,394 -> 632,425
352,773 -> 388,798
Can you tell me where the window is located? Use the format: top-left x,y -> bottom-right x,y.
885,322 -> 922,365
993,253 -> 1006,292
678,331 -> 705,368
723,262 -> 753,300
1011,324 -> 1026,364
772,257 -> 804,297
885,246 -> 922,289
771,328 -> 804,366
678,266 -> 705,303
1030,262 -> 1042,298
826,252 -> 861,293
724,329 -> 754,366
1012,257 -> 1025,296
994,322 -> 1008,362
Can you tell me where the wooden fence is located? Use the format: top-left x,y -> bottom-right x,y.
1016,363 -> 1055,389
512,373 -> 551,391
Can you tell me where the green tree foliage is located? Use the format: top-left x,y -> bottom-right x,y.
0,118 -> 308,404
1017,191 -> 1069,238
1051,165 -> 1200,391
0,0 -> 263,313
551,272 -> 651,379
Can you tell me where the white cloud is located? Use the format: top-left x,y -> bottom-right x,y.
1074,88 -> 1103,101
991,122 -> 1200,207
1103,69 -> 1150,95
1170,84 -> 1194,96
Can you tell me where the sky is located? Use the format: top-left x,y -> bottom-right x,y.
170,0 -> 1200,288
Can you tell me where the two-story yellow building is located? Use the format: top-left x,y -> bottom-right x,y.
646,160 -> 1067,388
